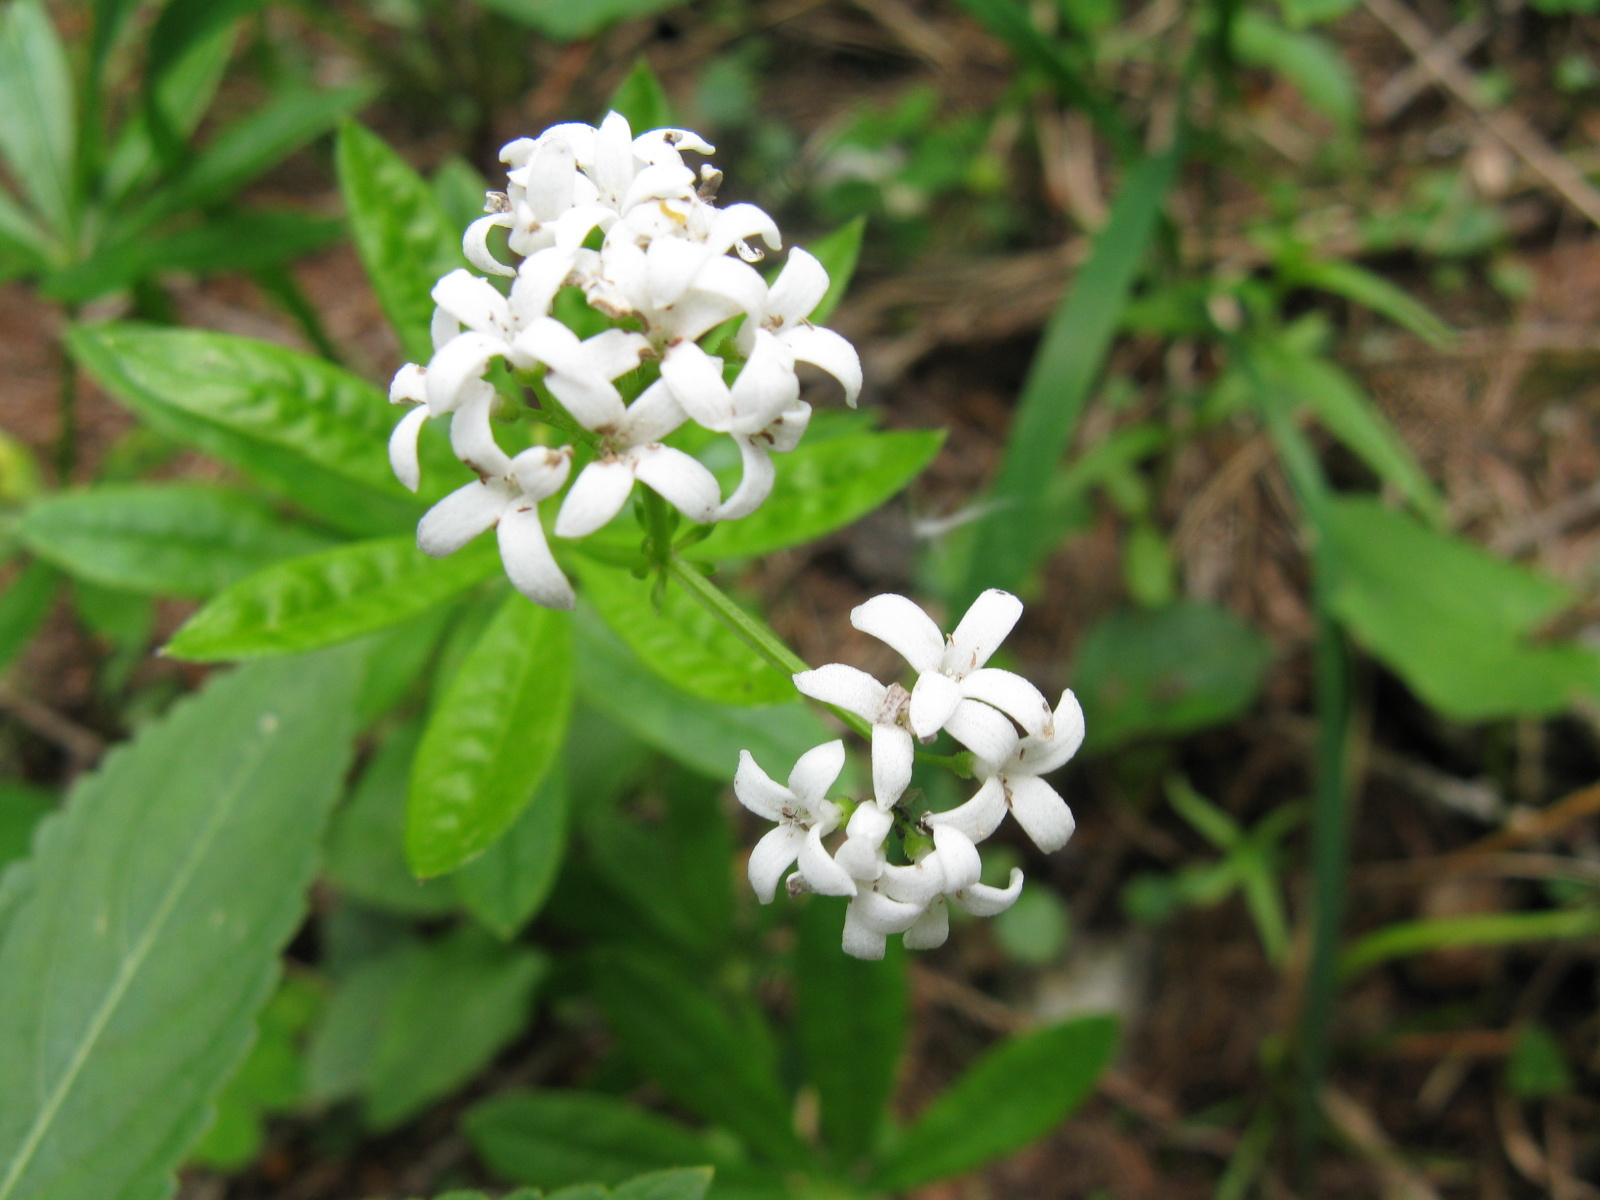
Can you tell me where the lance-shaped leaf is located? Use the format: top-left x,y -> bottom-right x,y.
407,593 -> 573,877
67,323 -> 462,536
574,560 -> 790,706
0,0 -> 74,237
870,1015 -> 1119,1191
475,0 -> 685,41
804,216 -> 865,326
337,121 -> 469,364
166,536 -> 500,661
795,897 -> 907,1165
454,767 -> 570,939
0,648 -> 362,1200
20,484 -> 332,597
687,429 -> 943,562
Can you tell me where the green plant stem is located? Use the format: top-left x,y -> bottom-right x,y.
667,556 -> 972,775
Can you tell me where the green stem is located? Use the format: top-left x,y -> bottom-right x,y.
667,556 -> 973,775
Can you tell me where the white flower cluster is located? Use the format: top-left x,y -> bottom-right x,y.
387,113 -> 862,609
736,589 -> 1085,959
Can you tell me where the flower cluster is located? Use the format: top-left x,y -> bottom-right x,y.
736,589 -> 1085,959
387,113 -> 862,608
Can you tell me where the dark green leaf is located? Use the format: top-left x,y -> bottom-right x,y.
804,216 -> 866,326
337,121 -> 469,364
687,429 -> 943,561
0,0 -> 73,236
574,607 -> 834,780
0,648 -> 362,1200
871,1015 -> 1118,1190
1233,11 -> 1358,127
1073,602 -> 1273,750
608,59 -> 673,132
144,0 -> 268,99
575,560 -> 790,706
1320,496 -> 1600,720
1508,1024 -> 1573,1099
166,537 -> 500,661
20,484 -> 331,597
612,1168 -> 714,1200
454,766 -> 570,939
0,782 -> 51,869
407,593 -> 574,877
957,147 -> 1180,607
590,949 -> 806,1167
475,0 -> 686,41
0,560 -> 57,673
795,897 -> 907,1164
354,603 -> 456,727
325,720 -> 458,916
467,1089 -> 729,1189
68,323 -> 454,536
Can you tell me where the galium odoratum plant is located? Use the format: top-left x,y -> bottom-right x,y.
390,111 -> 1082,958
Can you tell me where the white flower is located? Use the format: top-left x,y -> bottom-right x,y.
791,664 -> 914,810
736,247 -> 862,407
840,839 -> 1024,960
734,741 -> 857,903
412,384 -> 576,609
851,589 -> 1054,766
962,690 -> 1085,853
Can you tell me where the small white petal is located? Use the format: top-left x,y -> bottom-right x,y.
960,668 -> 1053,739
1012,689 -> 1087,776
735,750 -> 792,822
510,248 -> 576,325
583,328 -> 651,379
522,136 -> 576,218
590,111 -> 636,204
851,593 -> 946,675
903,899 -> 950,950
388,406 -> 429,493
622,161 -> 697,215
425,332 -> 505,413
764,401 -> 812,453
390,363 -> 428,404
852,887 -> 926,933
448,383 -> 511,478
837,803 -> 892,881
767,247 -> 830,326
709,202 -> 782,253
782,324 -> 862,407
931,825 -> 982,891
631,444 -> 722,524
787,740 -> 846,813
644,236 -> 714,308
842,903 -> 889,960
908,670 -> 962,739
1005,774 -> 1076,853
714,436 -> 775,523
927,776 -> 1007,842
553,459 -> 636,538
799,821 -> 857,897
631,128 -> 715,163
871,722 -> 914,810
879,858 -> 946,908
727,331 -> 800,432
498,505 -> 574,610
792,663 -> 888,723
659,340 -> 734,431
954,868 -> 1024,917
615,380 -> 689,446
464,213 -> 517,276
431,306 -> 460,352
433,268 -> 513,336
417,480 -> 508,557
508,446 -> 572,499
547,204 -> 615,253
944,698 -> 1020,766
942,588 -> 1023,677
545,370 -> 629,433
748,825 -> 806,904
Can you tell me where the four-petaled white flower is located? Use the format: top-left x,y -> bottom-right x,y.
735,741 -> 857,904
791,663 -> 914,810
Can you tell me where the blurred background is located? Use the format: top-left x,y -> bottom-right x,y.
5,0 -> 1600,1196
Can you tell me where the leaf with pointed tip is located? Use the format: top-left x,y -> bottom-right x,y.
0,0 -> 74,237
454,767 -> 569,939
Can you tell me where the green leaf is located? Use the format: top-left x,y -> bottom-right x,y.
1233,11 -> 1358,127
454,766 -> 569,939
325,720 -> 458,916
1508,1024 -> 1573,1099
1073,602 -> 1273,751
364,927 -> 546,1129
608,59 -> 673,133
1279,256 -> 1454,349
871,1015 -> 1118,1191
68,322 -> 454,536
1320,497 -> 1600,720
20,484 -> 331,597
574,606 -> 835,780
143,0 -> 268,100
407,593 -> 574,877
1339,908 -> 1600,979
0,648 -> 362,1200
686,429 -> 943,562
354,602 -> 456,727
432,156 -> 490,233
166,537 -> 500,661
336,121 -> 469,364
0,560 -> 57,673
1250,337 -> 1446,526
993,885 -> 1071,966
795,897 -> 907,1164
0,782 -> 51,869
590,948 -> 807,1168
0,0 -> 74,237
575,561 -> 790,706
305,942 -> 415,1103
804,216 -> 866,326
466,1089 -> 731,1190
475,0 -> 686,41
957,147 -> 1180,607
42,211 -> 344,304
613,1168 -> 714,1200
